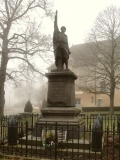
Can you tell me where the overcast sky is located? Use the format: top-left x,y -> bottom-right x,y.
51,0 -> 120,46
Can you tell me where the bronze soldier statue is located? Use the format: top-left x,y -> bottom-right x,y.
53,11 -> 71,69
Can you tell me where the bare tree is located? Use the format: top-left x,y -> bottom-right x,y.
0,0 -> 54,116
77,6 -> 120,114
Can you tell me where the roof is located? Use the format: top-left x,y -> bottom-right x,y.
69,43 -> 94,67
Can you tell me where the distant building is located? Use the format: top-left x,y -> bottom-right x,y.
70,43 -> 120,108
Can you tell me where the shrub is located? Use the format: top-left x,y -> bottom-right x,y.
24,100 -> 33,112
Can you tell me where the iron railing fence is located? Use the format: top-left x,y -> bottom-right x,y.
1,113 -> 120,131
79,113 -> 120,131
0,113 -> 39,143
0,113 -> 39,126
0,116 -> 120,160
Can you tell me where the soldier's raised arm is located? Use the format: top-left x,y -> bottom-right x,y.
54,10 -> 59,32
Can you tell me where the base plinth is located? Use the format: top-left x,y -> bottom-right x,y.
33,69 -> 84,139
40,107 -> 81,122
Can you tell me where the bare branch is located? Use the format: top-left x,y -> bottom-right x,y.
0,22 -> 4,31
9,56 -> 45,76
4,0 -> 10,19
13,1 -> 39,21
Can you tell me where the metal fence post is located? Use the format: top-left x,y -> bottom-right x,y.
1,116 -> 2,142
26,121 -> 28,157
32,113 -> 33,129
8,115 -> 18,145
91,117 -> 102,152
55,122 -> 57,160
117,116 -> 120,133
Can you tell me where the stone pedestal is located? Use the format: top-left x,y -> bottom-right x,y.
40,69 -> 80,121
38,107 -> 84,139
46,69 -> 77,107
33,69 -> 84,139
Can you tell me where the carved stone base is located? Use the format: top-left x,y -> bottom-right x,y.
40,107 -> 80,123
37,107 -> 84,139
33,69 -> 84,139
45,69 -> 77,107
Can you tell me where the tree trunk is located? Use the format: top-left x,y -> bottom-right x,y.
0,51 -> 8,116
0,55 -> 8,116
109,94 -> 114,115
109,81 -> 115,115
0,29 -> 9,116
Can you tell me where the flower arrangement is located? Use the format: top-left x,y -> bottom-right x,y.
42,131 -> 55,148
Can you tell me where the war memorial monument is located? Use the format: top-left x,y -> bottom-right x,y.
36,11 -> 84,139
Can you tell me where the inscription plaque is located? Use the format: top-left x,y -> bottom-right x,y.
46,71 -> 77,107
